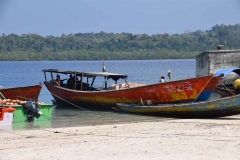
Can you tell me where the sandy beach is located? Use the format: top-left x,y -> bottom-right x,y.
1,115 -> 240,160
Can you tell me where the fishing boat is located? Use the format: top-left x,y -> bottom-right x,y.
12,102 -> 53,122
0,83 -> 42,101
0,99 -> 53,122
214,68 -> 240,97
42,69 -> 220,110
115,94 -> 240,118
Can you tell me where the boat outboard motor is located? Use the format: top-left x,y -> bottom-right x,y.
23,100 -> 41,122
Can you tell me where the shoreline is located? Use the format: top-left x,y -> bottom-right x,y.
1,115 -> 240,159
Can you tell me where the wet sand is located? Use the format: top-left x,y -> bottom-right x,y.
1,115 -> 240,160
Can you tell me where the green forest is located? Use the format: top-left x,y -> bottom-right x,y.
0,24 -> 240,61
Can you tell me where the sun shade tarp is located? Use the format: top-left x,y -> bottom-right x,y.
42,69 -> 127,81
214,68 -> 240,78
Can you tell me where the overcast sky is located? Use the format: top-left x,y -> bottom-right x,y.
0,0 -> 239,36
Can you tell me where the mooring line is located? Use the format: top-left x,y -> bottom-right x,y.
42,86 -> 89,111
217,76 -> 236,96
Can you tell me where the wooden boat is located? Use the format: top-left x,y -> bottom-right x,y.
0,83 -> 42,101
214,68 -> 240,97
0,99 -> 53,122
42,69 -> 220,110
115,94 -> 240,118
12,103 -> 53,122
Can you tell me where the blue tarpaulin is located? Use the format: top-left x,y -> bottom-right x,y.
214,68 -> 240,78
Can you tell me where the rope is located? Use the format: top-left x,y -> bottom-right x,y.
217,76 -> 236,96
42,86 -> 89,111
0,92 -> 6,99
121,97 -> 137,104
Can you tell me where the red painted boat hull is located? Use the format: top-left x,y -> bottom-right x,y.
44,74 -> 214,109
0,84 -> 42,100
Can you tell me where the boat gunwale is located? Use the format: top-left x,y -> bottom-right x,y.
0,84 -> 42,90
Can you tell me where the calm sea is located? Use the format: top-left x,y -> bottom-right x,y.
0,59 -> 196,130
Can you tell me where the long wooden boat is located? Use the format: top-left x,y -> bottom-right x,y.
214,68 -> 240,97
0,84 -> 42,101
115,94 -> 240,118
42,69 -> 218,110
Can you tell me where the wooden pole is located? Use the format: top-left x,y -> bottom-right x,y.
74,71 -> 76,90
44,72 -> 47,82
81,71 -> 83,91
50,72 -> 53,83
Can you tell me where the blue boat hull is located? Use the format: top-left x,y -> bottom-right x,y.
195,90 -> 213,102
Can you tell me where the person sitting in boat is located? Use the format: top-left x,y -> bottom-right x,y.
159,75 -> 165,83
52,75 -> 60,86
56,75 -> 60,81
55,75 -> 66,86
67,75 -> 74,89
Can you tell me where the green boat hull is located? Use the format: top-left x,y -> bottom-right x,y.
12,104 -> 53,122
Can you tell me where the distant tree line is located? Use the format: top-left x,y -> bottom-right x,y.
0,24 -> 240,61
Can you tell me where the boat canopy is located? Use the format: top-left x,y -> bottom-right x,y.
42,69 -> 128,81
214,68 -> 240,78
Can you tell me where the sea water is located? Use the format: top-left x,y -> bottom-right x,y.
0,59 -> 196,130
